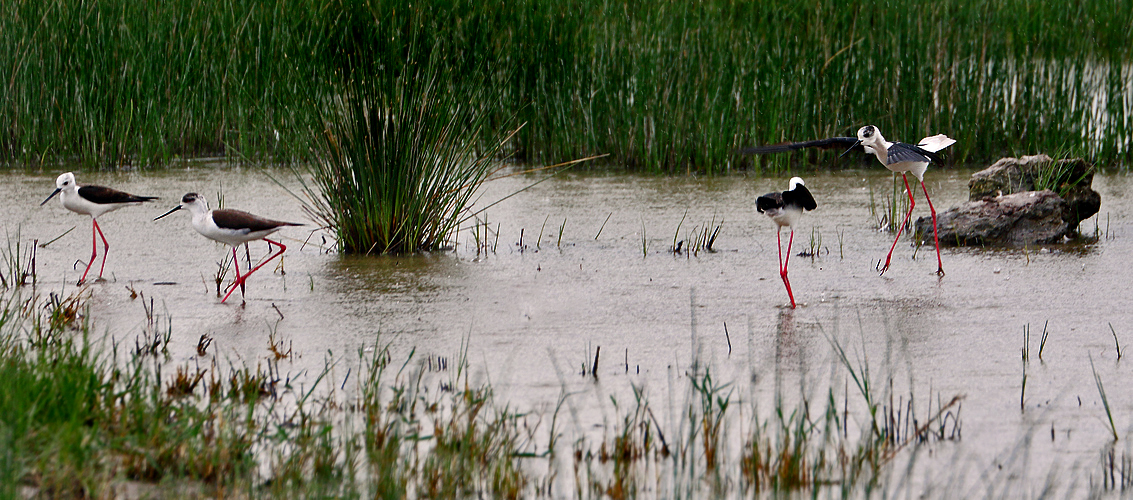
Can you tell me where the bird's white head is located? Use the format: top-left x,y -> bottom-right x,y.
178,192 -> 210,215
154,192 -> 210,222
41,172 -> 78,206
788,177 -> 805,190
856,125 -> 885,152
55,172 -> 77,191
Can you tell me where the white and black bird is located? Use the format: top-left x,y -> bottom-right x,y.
756,177 -> 817,309
741,125 -> 955,276
155,193 -> 302,303
41,172 -> 158,284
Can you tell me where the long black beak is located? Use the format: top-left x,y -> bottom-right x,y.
154,205 -> 183,221
41,188 -> 62,206
839,139 -> 863,158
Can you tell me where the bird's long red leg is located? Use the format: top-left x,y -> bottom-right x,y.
777,229 -> 783,274
222,239 -> 287,303
238,243 -> 249,297
920,180 -> 945,276
93,219 -> 110,279
881,174 -> 917,275
224,246 -> 243,295
79,221 -> 98,284
780,228 -> 797,308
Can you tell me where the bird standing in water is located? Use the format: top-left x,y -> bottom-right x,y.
155,193 -> 302,303
839,125 -> 955,276
757,177 -> 817,308
41,172 -> 158,284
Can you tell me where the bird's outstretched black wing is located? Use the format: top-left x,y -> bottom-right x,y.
784,185 -> 818,211
78,185 -> 159,204
737,137 -> 859,155
888,142 -> 943,164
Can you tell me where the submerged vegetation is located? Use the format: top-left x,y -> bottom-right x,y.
1,0 -> 1130,171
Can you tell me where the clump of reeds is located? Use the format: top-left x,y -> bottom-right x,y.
299,48 -> 513,254
1,229 -> 36,288
671,213 -> 723,256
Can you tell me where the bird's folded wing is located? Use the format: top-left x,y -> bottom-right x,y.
887,143 -> 942,164
78,185 -> 158,204
212,209 -> 298,232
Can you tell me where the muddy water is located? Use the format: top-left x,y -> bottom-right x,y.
4,165 -> 1133,492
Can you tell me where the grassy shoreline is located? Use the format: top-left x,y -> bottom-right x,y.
2,0 -> 1130,172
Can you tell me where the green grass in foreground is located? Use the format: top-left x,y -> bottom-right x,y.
1,0 -> 1130,171
0,284 -> 969,497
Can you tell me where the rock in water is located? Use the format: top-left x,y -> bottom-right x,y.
919,190 -> 1068,246
916,155 -> 1100,246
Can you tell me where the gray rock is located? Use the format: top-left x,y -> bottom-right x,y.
916,190 -> 1069,246
968,154 -> 1052,200
916,155 -> 1100,246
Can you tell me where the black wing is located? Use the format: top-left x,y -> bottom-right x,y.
888,142 -> 943,164
755,193 -> 783,213
212,209 -> 303,232
784,184 -> 818,211
738,137 -> 859,155
78,185 -> 158,204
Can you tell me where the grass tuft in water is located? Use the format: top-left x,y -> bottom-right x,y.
298,47 -> 514,254
1,229 -> 36,289
1090,354 -> 1119,442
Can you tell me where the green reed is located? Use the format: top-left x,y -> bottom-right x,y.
1,0 -> 1130,171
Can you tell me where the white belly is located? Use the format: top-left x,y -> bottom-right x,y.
192,213 -> 282,247
764,206 -> 802,228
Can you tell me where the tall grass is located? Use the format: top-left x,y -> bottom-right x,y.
0,0 -> 327,168
1,0 -> 1130,170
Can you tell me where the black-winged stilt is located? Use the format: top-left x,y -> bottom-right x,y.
40,172 -> 158,284
756,177 -> 817,309
741,125 -> 955,276
154,193 -> 302,303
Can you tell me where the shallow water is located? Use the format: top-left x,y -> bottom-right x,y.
5,165 -> 1133,494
